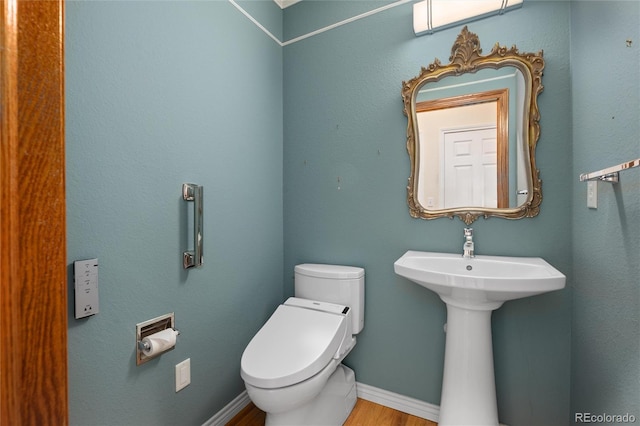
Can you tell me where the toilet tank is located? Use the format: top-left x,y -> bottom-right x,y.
294,264 -> 365,334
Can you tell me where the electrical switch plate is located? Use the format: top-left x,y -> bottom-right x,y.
587,181 -> 598,209
74,258 -> 99,319
175,358 -> 191,392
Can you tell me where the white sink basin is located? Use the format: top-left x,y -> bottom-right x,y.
394,250 -> 565,309
393,250 -> 566,426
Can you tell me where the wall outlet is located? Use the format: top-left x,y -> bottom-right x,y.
587,181 -> 598,209
175,358 -> 191,392
426,197 -> 435,208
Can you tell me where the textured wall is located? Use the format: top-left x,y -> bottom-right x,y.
283,1 -> 573,425
65,1 -> 640,424
571,1 -> 640,422
66,2 -> 283,424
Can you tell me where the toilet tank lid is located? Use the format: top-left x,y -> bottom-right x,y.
295,264 -> 364,279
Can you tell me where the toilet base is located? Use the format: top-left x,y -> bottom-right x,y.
265,365 -> 357,426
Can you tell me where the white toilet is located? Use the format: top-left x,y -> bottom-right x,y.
241,264 -> 365,426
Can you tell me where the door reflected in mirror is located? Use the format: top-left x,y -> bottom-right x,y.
416,86 -> 510,209
402,26 -> 544,224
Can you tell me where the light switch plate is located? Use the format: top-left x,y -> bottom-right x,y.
175,358 -> 191,392
74,258 -> 99,319
587,181 -> 598,209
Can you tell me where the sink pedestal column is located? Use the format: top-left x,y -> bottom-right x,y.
394,251 -> 566,426
438,300 -> 502,426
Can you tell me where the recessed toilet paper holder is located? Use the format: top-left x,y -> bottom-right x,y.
136,313 -> 180,366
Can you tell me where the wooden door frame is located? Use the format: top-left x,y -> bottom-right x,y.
1,0 -> 68,424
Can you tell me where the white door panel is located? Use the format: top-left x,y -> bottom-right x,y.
442,127 -> 497,208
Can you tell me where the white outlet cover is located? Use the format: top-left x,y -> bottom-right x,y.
587,181 -> 598,209
175,358 -> 191,392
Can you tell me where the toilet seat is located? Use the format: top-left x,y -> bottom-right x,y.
241,300 -> 347,389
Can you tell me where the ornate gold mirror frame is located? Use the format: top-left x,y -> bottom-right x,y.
402,26 -> 545,225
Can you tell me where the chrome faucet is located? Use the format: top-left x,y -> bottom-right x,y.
463,228 -> 475,258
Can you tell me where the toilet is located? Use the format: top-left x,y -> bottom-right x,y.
241,264 -> 365,426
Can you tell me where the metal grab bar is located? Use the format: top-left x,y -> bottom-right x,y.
579,158 -> 640,183
182,183 -> 203,269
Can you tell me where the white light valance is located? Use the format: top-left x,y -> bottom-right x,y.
413,0 -> 524,36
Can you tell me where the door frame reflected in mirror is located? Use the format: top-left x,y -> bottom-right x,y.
416,88 -> 509,209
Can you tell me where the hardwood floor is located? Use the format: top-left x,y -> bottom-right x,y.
226,402 -> 265,425
226,398 -> 437,426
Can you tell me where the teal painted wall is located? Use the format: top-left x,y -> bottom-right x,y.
66,1 -> 640,425
283,1 -> 572,425
65,1 -> 283,425
570,1 -> 640,422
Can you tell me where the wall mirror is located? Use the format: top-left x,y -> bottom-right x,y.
402,26 -> 545,224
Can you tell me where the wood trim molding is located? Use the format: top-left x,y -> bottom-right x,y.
1,0 -> 21,421
1,0 -> 68,424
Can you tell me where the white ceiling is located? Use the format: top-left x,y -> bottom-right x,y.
273,0 -> 302,9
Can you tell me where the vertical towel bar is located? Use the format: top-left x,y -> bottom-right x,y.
182,183 -> 203,269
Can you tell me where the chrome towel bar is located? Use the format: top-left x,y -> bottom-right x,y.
182,183 -> 203,269
579,158 -> 640,183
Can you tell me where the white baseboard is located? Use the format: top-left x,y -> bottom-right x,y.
355,382 -> 440,423
202,382 -> 438,426
203,382 -> 511,426
202,390 -> 251,426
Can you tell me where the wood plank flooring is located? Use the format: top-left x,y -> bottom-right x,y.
226,398 -> 437,426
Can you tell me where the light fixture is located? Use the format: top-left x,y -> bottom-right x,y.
413,0 -> 524,36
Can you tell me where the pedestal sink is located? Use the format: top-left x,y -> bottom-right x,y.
394,250 -> 565,426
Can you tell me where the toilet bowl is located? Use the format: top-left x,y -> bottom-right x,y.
240,264 -> 365,426
245,361 -> 357,425
244,358 -> 341,415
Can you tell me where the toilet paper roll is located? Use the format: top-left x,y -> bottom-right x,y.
141,328 -> 178,357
